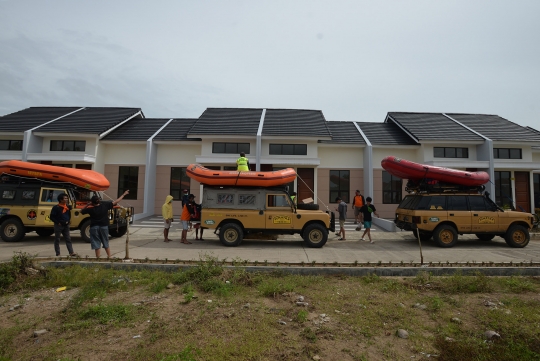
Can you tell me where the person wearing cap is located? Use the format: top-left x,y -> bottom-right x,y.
352,190 -> 365,225
334,196 -> 347,240
181,189 -> 189,208
236,152 -> 250,172
162,195 -> 174,243
81,190 -> 129,258
180,193 -> 196,244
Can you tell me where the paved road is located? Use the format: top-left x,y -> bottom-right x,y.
1,217 -> 539,264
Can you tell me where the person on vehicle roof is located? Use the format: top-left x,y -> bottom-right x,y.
236,152 -> 250,172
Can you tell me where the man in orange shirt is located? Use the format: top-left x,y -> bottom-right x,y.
180,194 -> 195,244
352,190 -> 365,225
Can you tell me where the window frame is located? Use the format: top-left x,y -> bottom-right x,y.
50,140 -> 86,152
382,171 -> 403,204
433,147 -> 469,158
493,148 -> 522,159
170,167 -> 190,201
0,140 -> 23,151
269,143 -> 308,156
212,142 -> 250,154
118,166 -> 138,200
329,170 -> 350,203
494,171 -> 512,208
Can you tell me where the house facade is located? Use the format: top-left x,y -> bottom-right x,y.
1,107 -> 539,220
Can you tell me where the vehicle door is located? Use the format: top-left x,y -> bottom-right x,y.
1,187 -> 39,226
416,195 -> 447,232
469,196 -> 499,233
447,195 -> 471,233
265,193 -> 295,230
36,188 -> 67,227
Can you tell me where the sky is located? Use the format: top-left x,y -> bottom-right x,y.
1,0 -> 539,128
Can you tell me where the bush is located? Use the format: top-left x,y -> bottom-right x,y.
0,252 -> 35,293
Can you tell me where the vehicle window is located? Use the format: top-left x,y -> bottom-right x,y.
22,190 -> 36,200
217,193 -> 234,205
239,194 -> 256,205
268,194 -> 290,207
469,196 -> 490,211
447,196 -> 469,211
2,190 -> 15,200
41,189 -> 65,203
417,196 -> 446,210
398,195 -> 419,209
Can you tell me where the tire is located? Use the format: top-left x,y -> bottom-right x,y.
297,203 -> 320,211
412,229 -> 432,242
35,228 -> 55,238
504,225 -> 529,248
303,223 -> 328,248
80,219 -> 92,243
219,223 -> 243,247
109,226 -> 127,238
476,234 -> 495,241
0,218 -> 25,242
433,224 -> 458,248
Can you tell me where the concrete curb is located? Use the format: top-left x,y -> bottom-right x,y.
40,261 -> 540,277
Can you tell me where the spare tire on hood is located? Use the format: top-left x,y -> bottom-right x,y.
297,203 -> 320,210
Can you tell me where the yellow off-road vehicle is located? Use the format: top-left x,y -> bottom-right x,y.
394,191 -> 534,248
201,186 -> 335,247
0,177 -> 132,243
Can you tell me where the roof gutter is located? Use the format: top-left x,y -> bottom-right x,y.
99,110 -> 143,139
354,122 -> 373,199
385,114 -> 420,143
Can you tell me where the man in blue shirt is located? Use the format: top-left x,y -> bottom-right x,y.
50,193 -> 78,257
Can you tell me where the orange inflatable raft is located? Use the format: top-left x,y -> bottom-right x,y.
186,164 -> 296,187
0,160 -> 110,191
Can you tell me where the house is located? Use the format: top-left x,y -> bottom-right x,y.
1,107 -> 539,221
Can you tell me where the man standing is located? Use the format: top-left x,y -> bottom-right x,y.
162,195 -> 174,242
180,194 -> 195,244
236,152 -> 250,172
50,193 -> 78,257
81,190 -> 129,258
352,190 -> 365,225
181,189 -> 189,208
334,196 -> 347,240
359,197 -> 380,244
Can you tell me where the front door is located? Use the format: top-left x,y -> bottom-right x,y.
447,195 -> 471,233
297,168 -> 314,203
36,187 -> 67,227
265,193 -> 294,230
469,196 -> 499,233
515,171 -> 531,212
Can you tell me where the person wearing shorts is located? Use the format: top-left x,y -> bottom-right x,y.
359,197 -> 379,244
81,190 -> 129,258
162,195 -> 174,242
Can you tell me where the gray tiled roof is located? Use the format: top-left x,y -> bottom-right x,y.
37,107 -> 142,134
447,114 -> 540,142
102,118 -> 170,141
357,122 -> 418,145
154,119 -> 200,141
262,109 -> 331,137
387,112 -> 483,141
0,107 -> 82,132
318,121 -> 365,144
189,108 -> 263,135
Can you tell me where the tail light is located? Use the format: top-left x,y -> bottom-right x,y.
412,216 -> 421,224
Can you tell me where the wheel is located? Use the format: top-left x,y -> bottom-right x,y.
476,234 -> 495,241
109,226 -> 127,238
35,228 -> 55,238
80,219 -> 91,243
303,223 -> 328,248
0,218 -> 25,242
297,203 -> 320,210
219,223 -> 243,247
433,224 -> 458,248
504,225 -> 529,248
412,229 -> 432,242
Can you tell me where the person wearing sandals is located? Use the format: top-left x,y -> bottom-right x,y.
359,197 -> 380,244
334,196 -> 347,240
162,195 -> 174,242
180,194 -> 196,244
50,193 -> 78,257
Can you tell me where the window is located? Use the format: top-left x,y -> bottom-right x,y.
170,167 -> 190,200
493,148 -> 521,159
469,196 -> 491,211
217,193 -> 234,204
447,196 -> 469,211
118,166 -> 138,199
2,190 -> 15,200
416,196 -> 446,210
533,173 -> 539,208
0,140 -> 23,151
329,170 -> 350,203
40,189 -> 65,202
494,171 -> 512,208
212,142 -> 250,154
239,194 -> 256,205
269,144 -> 307,155
382,171 -> 402,204
267,194 -> 290,207
22,190 -> 35,200
433,147 -> 468,158
50,140 -> 86,152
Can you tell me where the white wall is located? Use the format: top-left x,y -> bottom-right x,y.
372,147 -> 418,169
157,144 -> 200,165
102,144 -> 147,165
319,147 -> 363,168
260,139 -> 319,157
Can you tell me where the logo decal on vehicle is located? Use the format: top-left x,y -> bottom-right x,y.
273,215 -> 291,224
205,220 -> 215,225
45,215 -> 52,222
429,217 -> 439,222
478,216 -> 495,224
27,209 -> 37,220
